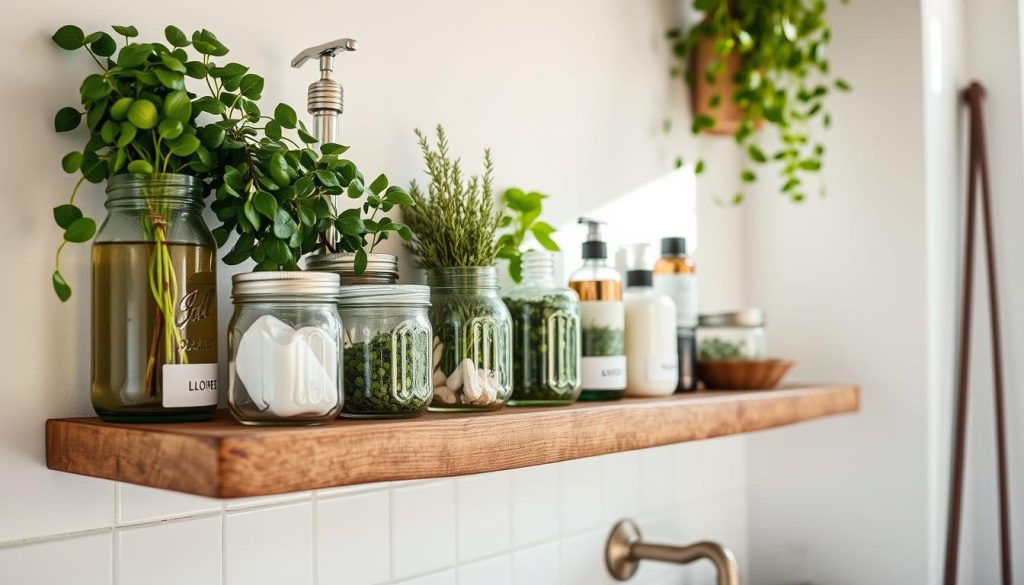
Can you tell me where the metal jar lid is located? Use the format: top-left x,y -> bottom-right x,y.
304,252 -> 399,285
698,308 -> 765,328
336,284 -> 431,308
231,271 -> 341,300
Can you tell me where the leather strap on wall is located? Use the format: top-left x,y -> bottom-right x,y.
943,81 -> 1013,585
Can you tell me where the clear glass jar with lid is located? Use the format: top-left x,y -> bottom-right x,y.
305,252 -> 399,285
338,285 -> 433,418
428,266 -> 513,411
228,272 -> 343,425
696,309 -> 766,360
502,251 -> 582,406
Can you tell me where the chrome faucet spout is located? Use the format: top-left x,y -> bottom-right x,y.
605,520 -> 739,585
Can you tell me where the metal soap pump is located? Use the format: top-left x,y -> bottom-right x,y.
291,38 -> 357,251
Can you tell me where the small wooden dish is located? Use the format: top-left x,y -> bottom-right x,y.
698,359 -> 795,390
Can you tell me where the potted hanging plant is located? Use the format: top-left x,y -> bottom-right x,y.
667,0 -> 851,203
52,24 -> 408,422
402,125 -> 513,412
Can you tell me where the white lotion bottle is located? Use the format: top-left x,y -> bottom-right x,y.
623,244 -> 679,397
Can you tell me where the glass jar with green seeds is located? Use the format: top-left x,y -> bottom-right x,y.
337,285 -> 433,418
502,251 -> 582,406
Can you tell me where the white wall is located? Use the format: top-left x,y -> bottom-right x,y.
0,1 -> 753,584
743,0 -> 937,582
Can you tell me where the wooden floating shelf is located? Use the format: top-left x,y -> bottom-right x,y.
46,384 -> 859,498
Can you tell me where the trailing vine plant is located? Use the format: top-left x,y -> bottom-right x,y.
666,0 -> 850,203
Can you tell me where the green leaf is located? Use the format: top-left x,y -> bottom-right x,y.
54,107 -> 81,132
168,134 -> 200,157
52,25 -> 85,50
274,103 -> 298,129
732,193 -> 744,205
335,208 -> 365,235
674,156 -> 683,169
126,99 -> 158,129
61,152 -> 83,173
799,160 -> 822,171
273,209 -> 295,239
694,159 -> 705,175
835,78 -> 852,92
157,118 -> 183,139
747,145 -> 767,163
112,25 -> 138,38
243,200 -> 261,230
164,26 -> 189,48
212,227 -> 229,247
63,217 -> 96,243
53,204 -> 83,229
369,174 -> 388,194
354,248 -> 368,274
200,126 -> 226,149
80,74 -> 111,101
160,53 -> 186,73
321,143 -> 349,155
508,255 -> 523,283
100,120 -> 119,143
90,32 -> 116,57
126,159 -> 153,174
691,114 -> 715,133
531,222 -> 560,251
109,97 -> 133,121
252,191 -> 278,220
117,43 -> 152,68
52,271 -> 72,302
80,152 -> 107,183
384,186 -> 414,207
264,120 -> 282,140
268,153 -> 290,188
740,169 -> 756,183
265,238 -> 291,264
298,126 -> 318,144
117,122 -> 137,147
238,73 -> 264,99
162,90 -> 191,122
314,170 -> 340,188
154,68 -> 184,89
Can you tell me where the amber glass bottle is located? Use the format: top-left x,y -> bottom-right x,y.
653,237 -> 697,392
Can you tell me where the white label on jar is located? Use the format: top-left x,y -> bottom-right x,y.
581,356 -> 627,389
162,363 -> 219,407
654,274 -> 698,328
646,354 -> 680,383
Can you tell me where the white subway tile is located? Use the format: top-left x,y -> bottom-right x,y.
601,451 -> 640,522
392,568 -> 456,585
118,515 -> 221,585
224,501 -> 313,585
457,553 -> 511,585
317,490 -> 389,585
639,445 -> 675,512
512,541 -> 559,585
457,471 -> 511,562
0,468 -> 114,543
391,479 -> 455,580
559,529 -> 612,585
0,531 -> 111,585
673,442 -> 704,503
689,436 -> 747,499
511,464 -> 559,547
558,457 -> 603,534
223,491 -> 312,510
118,483 -> 222,524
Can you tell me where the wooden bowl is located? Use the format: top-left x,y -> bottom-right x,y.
698,359 -> 794,390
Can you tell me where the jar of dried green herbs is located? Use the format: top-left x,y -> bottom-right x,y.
337,285 -> 433,418
502,251 -> 581,406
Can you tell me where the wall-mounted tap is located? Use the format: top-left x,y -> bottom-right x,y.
292,38 -> 358,249
605,519 -> 740,585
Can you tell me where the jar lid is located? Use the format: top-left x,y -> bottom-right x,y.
232,271 -> 341,300
698,308 -> 764,328
305,252 -> 399,284
336,284 -> 431,308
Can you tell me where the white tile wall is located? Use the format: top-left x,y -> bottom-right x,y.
1,440 -> 746,585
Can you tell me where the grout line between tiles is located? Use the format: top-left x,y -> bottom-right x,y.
114,509 -> 225,530
0,526 -> 114,549
111,527 -> 118,585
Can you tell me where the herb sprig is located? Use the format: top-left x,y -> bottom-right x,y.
496,188 -> 559,282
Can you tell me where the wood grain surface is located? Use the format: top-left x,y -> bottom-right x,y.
46,384 -> 859,498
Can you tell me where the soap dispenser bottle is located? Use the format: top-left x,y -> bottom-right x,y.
653,237 -> 698,392
623,243 -> 678,397
568,218 -> 627,401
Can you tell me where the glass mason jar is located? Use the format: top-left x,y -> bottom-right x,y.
502,251 -> 582,406
338,285 -> 432,418
696,309 -> 767,360
428,267 -> 513,411
228,272 -> 343,425
305,252 -> 399,285
91,174 -> 218,422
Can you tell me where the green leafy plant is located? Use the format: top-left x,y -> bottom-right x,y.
402,125 -> 502,269
496,189 -> 559,282
666,0 -> 850,203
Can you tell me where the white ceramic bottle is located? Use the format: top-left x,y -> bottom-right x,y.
623,244 -> 679,397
